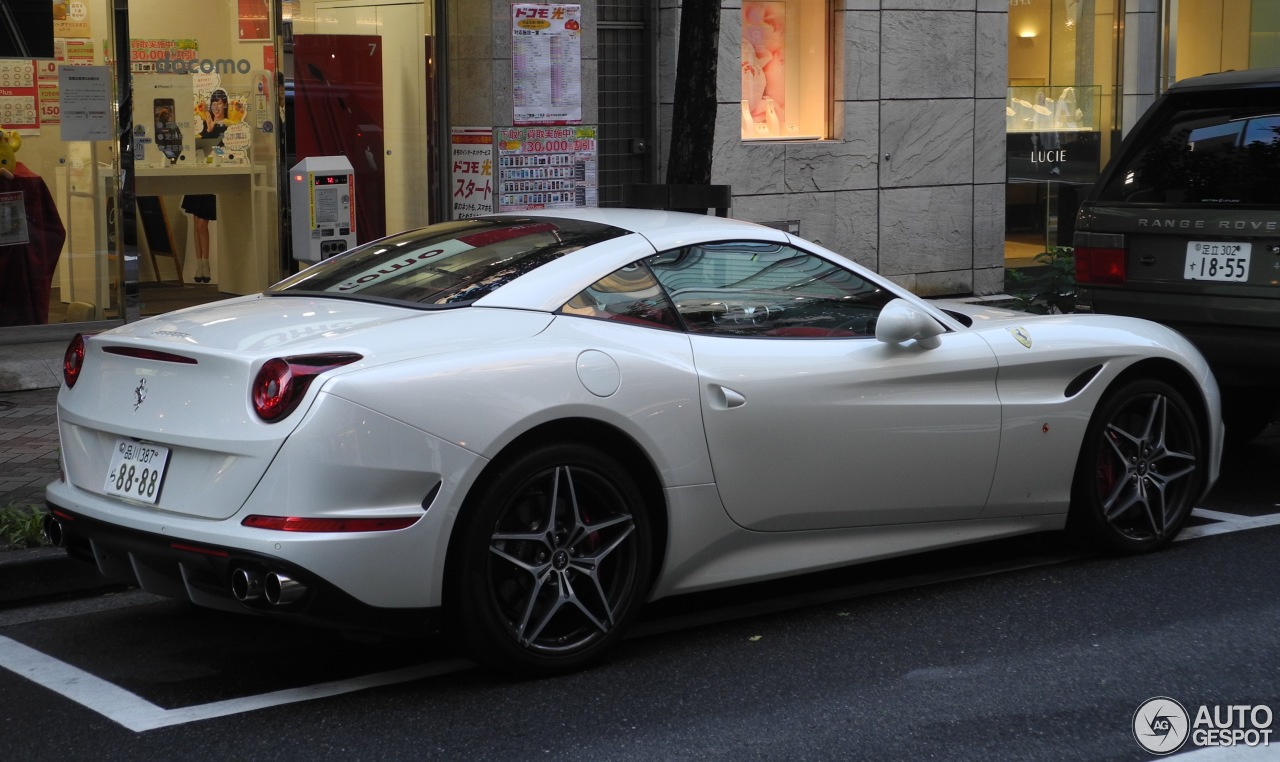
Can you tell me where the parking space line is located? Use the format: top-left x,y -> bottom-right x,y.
0,636 -> 471,732
1178,509 -> 1280,541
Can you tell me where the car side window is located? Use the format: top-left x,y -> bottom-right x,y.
558,263 -> 683,330
644,241 -> 893,337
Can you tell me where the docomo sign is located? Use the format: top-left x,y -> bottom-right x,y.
1192,704 -> 1273,748
145,54 -> 255,75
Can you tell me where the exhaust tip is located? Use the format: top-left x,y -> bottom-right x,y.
231,568 -> 263,602
264,572 -> 307,606
42,514 -> 65,548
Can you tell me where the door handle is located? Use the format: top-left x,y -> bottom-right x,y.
711,385 -> 746,409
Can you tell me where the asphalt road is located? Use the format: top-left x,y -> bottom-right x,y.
0,426 -> 1276,760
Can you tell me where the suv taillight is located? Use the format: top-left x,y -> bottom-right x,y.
1075,246 -> 1127,285
251,353 -> 362,422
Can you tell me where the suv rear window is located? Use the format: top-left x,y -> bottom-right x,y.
1096,89 -> 1280,206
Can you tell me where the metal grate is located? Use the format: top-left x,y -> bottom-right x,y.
597,1 -> 652,207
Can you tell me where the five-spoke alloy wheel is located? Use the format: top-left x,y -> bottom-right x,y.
450,443 -> 652,675
1071,378 -> 1204,553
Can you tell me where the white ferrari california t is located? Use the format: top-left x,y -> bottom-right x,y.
45,209 -> 1223,675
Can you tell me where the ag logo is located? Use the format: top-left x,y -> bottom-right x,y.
1134,697 -> 1190,754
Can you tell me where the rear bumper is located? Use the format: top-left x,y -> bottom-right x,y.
44,503 -> 439,638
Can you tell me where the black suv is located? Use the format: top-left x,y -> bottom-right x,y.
1074,67 -> 1280,442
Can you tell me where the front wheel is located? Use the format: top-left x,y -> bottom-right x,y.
1069,379 -> 1204,554
449,443 -> 652,676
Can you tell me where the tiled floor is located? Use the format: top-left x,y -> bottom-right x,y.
0,388 -> 61,510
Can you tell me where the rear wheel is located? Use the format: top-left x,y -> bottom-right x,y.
1070,379 -> 1204,554
449,443 -> 651,676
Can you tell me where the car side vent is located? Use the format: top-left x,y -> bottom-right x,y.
1064,365 -> 1103,398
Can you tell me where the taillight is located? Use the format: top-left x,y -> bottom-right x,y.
1075,246 -> 1127,285
241,515 -> 420,532
63,334 -> 86,388
251,353 -> 362,422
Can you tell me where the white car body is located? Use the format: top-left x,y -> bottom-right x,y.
45,209 -> 1223,671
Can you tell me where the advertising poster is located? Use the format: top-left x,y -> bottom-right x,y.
451,127 -> 495,219
741,1 -> 785,138
130,39 -> 200,74
0,60 -> 40,132
53,1 -> 92,38
496,125 -> 597,212
511,4 -> 582,126
0,191 -> 30,247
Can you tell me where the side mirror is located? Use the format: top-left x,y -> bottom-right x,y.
875,298 -> 945,349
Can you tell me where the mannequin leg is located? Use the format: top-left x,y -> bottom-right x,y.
193,216 -> 210,282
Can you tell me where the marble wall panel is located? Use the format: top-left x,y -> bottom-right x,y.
782,102 -> 878,192
973,98 -> 1006,185
880,99 -> 975,187
973,182 -> 1005,270
880,185 -> 974,275
842,11 -> 880,102
975,11 -> 1007,99
881,11 -> 975,99
914,269 -> 974,297
712,104 -> 785,194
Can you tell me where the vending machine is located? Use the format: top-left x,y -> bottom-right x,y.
290,156 -> 355,263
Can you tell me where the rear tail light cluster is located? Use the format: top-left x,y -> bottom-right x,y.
251,353 -> 362,422
63,334 -> 86,388
1075,246 -> 1127,286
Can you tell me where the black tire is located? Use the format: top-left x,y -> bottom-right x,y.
1069,378 -> 1204,554
448,443 -> 652,676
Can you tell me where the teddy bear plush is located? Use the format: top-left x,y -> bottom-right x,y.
0,129 -> 20,177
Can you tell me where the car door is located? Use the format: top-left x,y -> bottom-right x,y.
647,241 -> 1003,532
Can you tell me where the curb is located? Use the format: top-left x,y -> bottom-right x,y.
0,545 -> 129,608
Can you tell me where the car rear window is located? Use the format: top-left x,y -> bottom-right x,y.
269,217 -> 627,306
1096,89 -> 1280,206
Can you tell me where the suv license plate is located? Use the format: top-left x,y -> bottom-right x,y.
103,439 -> 170,504
1184,242 -> 1251,282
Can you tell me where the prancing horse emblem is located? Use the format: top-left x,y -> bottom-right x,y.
133,378 -> 148,411
1008,326 -> 1032,349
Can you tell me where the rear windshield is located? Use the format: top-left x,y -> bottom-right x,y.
268,217 -> 627,306
1096,89 -> 1280,206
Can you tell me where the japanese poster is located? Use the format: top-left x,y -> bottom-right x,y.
58,65 -> 112,141
741,1 -> 785,138
496,125 -> 597,212
0,191 -> 30,247
451,127 -> 495,219
0,61 -> 39,132
511,4 -> 582,126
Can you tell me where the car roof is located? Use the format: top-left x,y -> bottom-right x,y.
1169,66 -> 1280,92
472,208 -> 793,313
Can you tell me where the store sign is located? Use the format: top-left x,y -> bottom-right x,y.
496,125 -> 597,212
451,127 -> 495,219
511,4 -> 582,125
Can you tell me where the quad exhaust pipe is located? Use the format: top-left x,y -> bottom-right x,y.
42,514 -> 65,548
231,568 -> 307,606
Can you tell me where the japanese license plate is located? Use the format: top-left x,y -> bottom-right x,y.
103,439 -> 169,504
1184,242 -> 1251,282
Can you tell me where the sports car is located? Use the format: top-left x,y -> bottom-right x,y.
45,209 -> 1223,675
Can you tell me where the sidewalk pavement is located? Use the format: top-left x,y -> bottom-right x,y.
0,384 -> 118,606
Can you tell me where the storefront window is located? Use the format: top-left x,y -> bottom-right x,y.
128,0 -> 281,299
740,0 -> 829,141
1005,0 -> 1117,264
1169,0 -> 1280,80
1,0 -> 119,330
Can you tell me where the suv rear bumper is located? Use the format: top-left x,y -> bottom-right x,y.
1077,287 -> 1280,386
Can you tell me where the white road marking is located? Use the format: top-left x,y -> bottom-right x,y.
1178,509 -> 1280,541
0,636 -> 471,732
2,509 -> 1277,731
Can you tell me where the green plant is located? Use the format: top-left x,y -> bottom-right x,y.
1006,246 -> 1077,314
0,504 -> 50,549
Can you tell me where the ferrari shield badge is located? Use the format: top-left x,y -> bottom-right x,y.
1008,326 -> 1032,349
133,378 -> 148,411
